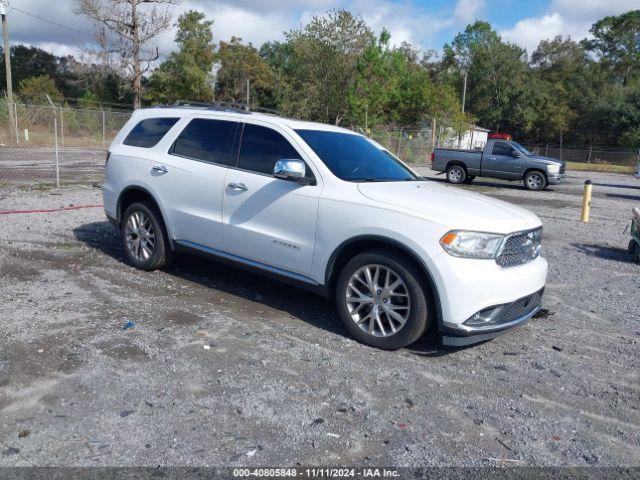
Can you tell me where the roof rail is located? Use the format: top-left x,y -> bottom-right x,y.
153,101 -> 251,114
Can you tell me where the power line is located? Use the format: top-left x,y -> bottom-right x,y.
10,6 -> 93,38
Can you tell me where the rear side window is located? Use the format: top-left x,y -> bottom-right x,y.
123,117 -> 179,148
238,124 -> 302,175
172,118 -> 239,166
492,142 -> 514,156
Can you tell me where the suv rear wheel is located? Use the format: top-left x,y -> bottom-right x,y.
446,164 -> 467,184
122,201 -> 172,270
335,249 -> 430,349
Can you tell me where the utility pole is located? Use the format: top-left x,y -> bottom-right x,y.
1,0 -> 15,140
246,79 -> 250,110
461,70 -> 468,113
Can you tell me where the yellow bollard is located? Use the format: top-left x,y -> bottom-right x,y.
581,180 -> 592,222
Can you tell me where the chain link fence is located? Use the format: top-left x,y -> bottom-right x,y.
0,100 -> 131,188
525,144 -> 640,172
367,121 -> 490,165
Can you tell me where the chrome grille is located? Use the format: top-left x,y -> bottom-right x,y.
496,228 -> 542,267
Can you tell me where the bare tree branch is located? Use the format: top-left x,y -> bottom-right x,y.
75,0 -> 178,108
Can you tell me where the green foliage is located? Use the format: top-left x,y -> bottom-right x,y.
214,37 -> 275,108
585,10 -> 640,86
78,90 -> 100,109
17,75 -> 63,104
145,10 -> 215,104
620,127 -> 640,148
280,9 -> 375,125
3,7 -> 640,148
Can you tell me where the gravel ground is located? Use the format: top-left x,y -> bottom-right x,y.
0,169 -> 638,467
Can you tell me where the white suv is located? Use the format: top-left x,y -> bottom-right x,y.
103,103 -> 548,349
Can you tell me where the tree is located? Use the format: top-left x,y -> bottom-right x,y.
585,10 -> 640,86
443,21 -> 529,132
281,9 -> 375,124
146,10 -> 216,104
214,37 -> 275,108
76,0 -> 178,108
17,75 -> 63,104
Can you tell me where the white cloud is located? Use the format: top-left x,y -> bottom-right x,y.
453,0 -> 485,25
500,0 -> 640,54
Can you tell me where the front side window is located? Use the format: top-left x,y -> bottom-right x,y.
295,129 -> 417,182
492,142 -> 515,157
238,124 -> 303,175
512,142 -> 533,156
171,118 -> 239,166
123,117 -> 179,148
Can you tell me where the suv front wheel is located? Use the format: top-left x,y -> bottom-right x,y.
335,249 -> 430,349
121,201 -> 172,270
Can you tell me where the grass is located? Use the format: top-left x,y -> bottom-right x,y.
566,161 -> 636,174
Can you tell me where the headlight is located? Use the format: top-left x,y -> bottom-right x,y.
547,164 -> 560,174
440,231 -> 505,259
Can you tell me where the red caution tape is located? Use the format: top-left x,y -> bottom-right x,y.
0,204 -> 103,215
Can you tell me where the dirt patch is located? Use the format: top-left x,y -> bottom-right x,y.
95,338 -> 149,362
164,310 -> 201,326
0,261 -> 41,281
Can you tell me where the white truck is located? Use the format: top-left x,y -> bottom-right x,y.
102,103 -> 548,349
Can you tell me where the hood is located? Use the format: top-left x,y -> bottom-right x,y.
529,154 -> 565,167
357,181 -> 542,234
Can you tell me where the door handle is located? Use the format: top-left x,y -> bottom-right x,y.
152,165 -> 168,173
227,182 -> 248,191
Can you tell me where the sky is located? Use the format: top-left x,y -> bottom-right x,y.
5,0 -> 640,61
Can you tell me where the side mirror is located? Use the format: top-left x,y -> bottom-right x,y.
273,159 -> 315,184
512,150 -> 522,158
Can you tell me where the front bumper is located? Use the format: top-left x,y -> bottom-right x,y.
547,173 -> 565,185
441,288 -> 544,346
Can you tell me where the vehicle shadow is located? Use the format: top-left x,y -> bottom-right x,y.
73,221 -> 457,356
572,243 -> 631,263
605,193 -> 640,201
594,182 -> 640,191
427,176 -> 558,192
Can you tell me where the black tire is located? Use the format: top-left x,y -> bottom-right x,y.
524,170 -> 547,191
335,249 -> 430,349
464,175 -> 476,184
121,201 -> 173,271
446,164 -> 467,184
629,240 -> 640,263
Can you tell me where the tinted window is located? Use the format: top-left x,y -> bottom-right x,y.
492,142 -> 514,156
296,130 -> 417,182
172,119 -> 239,166
238,124 -> 302,175
123,117 -> 179,148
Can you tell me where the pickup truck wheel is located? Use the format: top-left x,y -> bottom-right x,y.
122,201 -> 173,271
335,250 -> 430,349
524,171 -> 547,191
446,165 -> 466,184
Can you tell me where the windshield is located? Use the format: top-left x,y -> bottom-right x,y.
295,129 -> 418,182
512,142 -> 533,156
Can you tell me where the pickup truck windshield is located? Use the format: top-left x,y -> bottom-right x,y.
296,129 -> 418,182
512,142 -> 533,156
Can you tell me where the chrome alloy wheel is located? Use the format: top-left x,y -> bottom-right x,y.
345,264 -> 410,337
125,211 -> 156,262
448,167 -> 463,183
526,173 -> 543,189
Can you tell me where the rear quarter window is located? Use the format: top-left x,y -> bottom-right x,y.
123,117 -> 179,148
